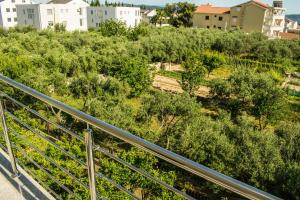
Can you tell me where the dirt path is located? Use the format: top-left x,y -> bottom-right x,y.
153,75 -> 210,98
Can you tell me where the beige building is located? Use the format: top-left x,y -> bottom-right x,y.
192,5 -> 230,30
193,0 -> 285,38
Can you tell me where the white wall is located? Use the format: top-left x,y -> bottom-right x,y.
17,4 -> 141,31
87,6 -> 141,29
0,0 -> 31,28
17,0 -> 89,31
115,7 -> 141,27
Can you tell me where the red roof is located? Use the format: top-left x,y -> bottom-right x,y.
195,4 -> 230,14
251,0 -> 270,9
234,0 -> 270,9
279,32 -> 300,40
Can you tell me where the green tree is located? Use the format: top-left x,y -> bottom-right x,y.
211,68 -> 287,129
99,19 -> 128,37
201,51 -> 226,77
69,73 -> 102,113
164,2 -> 196,27
150,8 -> 166,26
54,23 -> 66,32
94,0 -> 100,6
180,54 -> 206,96
140,91 -> 199,149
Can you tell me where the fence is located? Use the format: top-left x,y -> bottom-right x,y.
0,74 -> 281,200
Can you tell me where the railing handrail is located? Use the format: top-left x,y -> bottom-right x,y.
0,74 -> 281,200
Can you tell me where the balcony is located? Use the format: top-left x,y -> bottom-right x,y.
0,74 -> 281,200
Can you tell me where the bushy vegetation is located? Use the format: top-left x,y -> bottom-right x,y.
0,24 -> 299,200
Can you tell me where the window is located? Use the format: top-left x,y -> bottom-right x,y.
96,22 -> 99,27
105,10 -> 107,15
80,18 -> 83,26
13,8 -> 16,12
205,16 -> 209,20
28,9 -> 34,19
232,16 -> 238,23
218,27 -> 222,30
213,25 -> 216,28
7,18 -> 11,22
23,9 -> 25,15
22,0 -> 25,2
14,17 -> 17,22
207,26 -> 210,29
27,8 -> 34,14
28,14 -> 34,19
91,10 -> 93,15
12,0 -> 15,2
48,21 -> 53,26
47,9 -> 52,15
236,7 -> 241,12
78,8 -> 82,15
24,19 -> 27,24
6,8 -> 10,12
275,19 -> 283,26
219,16 -> 223,21
92,18 -> 94,23
273,30 -> 280,36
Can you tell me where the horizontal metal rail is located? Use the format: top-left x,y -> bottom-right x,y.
9,127 -> 89,191
12,144 -> 82,200
96,172 -> 140,200
6,111 -> 86,167
16,159 -> 64,200
1,93 -> 84,142
94,145 -> 196,200
0,74 -> 281,200
0,141 -> 7,152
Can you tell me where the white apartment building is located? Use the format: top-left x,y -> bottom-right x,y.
0,0 -> 31,28
263,0 -> 285,38
87,6 -> 141,29
284,18 -> 298,32
141,9 -> 156,23
16,0 -> 89,31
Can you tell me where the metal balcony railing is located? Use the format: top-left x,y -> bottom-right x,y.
0,74 -> 281,200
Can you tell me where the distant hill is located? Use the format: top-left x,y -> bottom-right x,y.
286,14 -> 300,23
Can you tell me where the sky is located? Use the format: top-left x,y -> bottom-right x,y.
107,0 -> 300,14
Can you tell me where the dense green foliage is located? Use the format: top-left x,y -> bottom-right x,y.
0,25 -> 299,200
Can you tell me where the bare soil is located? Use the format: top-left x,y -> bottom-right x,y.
153,75 -> 210,98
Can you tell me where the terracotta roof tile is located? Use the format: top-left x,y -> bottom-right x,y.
251,0 -> 270,8
279,32 -> 300,40
234,0 -> 270,9
195,4 -> 230,14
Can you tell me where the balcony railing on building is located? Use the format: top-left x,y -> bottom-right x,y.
0,74 -> 281,200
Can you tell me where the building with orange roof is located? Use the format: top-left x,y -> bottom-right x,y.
193,4 -> 230,30
193,0 -> 286,38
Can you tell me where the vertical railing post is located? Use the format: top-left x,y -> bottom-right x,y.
85,128 -> 97,200
0,99 -> 19,178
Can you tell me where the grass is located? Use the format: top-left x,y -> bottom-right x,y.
209,66 -> 232,80
157,70 -> 182,80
